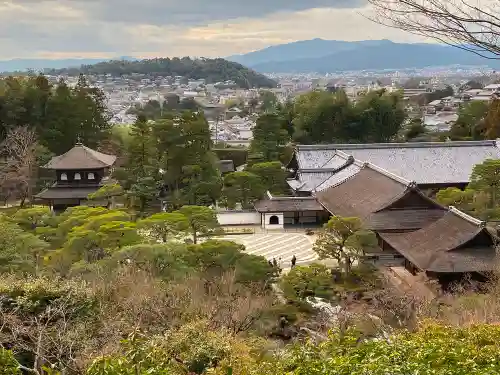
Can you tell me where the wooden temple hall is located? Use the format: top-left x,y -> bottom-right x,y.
254,140 -> 500,284
35,143 -> 116,211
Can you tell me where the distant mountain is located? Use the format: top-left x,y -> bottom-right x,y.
48,57 -> 276,89
228,39 -> 500,73
0,57 -> 137,73
228,38 -> 394,67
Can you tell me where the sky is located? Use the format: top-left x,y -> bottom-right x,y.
0,0 -> 431,60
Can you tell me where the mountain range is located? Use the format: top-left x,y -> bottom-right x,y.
2,39 -> 499,75
228,39 -> 500,73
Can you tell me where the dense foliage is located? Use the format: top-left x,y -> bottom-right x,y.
0,203 -> 280,374
271,89 -> 406,144
0,75 -> 110,154
436,158 -> 500,220
250,113 -> 291,163
48,57 -> 277,89
280,324 -> 500,375
1,65 -> 500,374
113,112 -> 222,211
313,217 -> 377,274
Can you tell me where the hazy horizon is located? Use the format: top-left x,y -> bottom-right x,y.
0,1 -> 433,60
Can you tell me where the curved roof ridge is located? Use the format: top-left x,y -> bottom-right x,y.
306,152 -> 355,174
319,151 -> 341,169
312,166 -> 363,196
80,146 -> 108,167
313,163 -> 361,193
334,149 -> 352,159
448,206 -> 485,227
297,140 -> 497,151
80,144 -> 116,165
44,144 -> 116,170
365,162 -> 413,186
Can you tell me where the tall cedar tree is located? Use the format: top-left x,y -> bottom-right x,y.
222,171 -> 265,209
292,89 -> 405,144
0,75 -> 110,154
250,113 -> 290,162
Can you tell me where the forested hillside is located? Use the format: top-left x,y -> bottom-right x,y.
48,57 -> 277,89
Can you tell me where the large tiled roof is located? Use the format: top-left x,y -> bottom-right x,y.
296,141 -> 500,185
379,208 -> 498,273
315,165 -> 409,220
44,144 -> 117,170
254,197 -> 323,213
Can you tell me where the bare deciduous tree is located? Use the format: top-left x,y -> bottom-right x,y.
0,294 -> 89,374
367,0 -> 500,59
0,126 -> 38,207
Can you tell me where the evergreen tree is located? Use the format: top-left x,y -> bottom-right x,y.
251,113 -> 290,162
222,171 -> 265,209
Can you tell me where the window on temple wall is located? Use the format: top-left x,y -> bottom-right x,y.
60,173 -> 68,181
88,172 -> 95,180
74,173 -> 81,180
269,215 -> 279,225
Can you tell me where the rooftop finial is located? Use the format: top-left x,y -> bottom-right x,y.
76,135 -> 82,146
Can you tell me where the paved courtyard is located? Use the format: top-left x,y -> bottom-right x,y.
221,232 -> 318,267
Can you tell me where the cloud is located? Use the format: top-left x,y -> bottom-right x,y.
0,0 -> 427,59
10,0 -> 367,25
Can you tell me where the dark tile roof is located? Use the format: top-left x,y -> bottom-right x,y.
366,209 -> 446,231
315,165 -> 409,220
218,160 -> 235,173
254,197 -> 323,213
379,208 -> 498,273
296,141 -> 500,185
44,144 -> 117,170
35,186 -> 101,200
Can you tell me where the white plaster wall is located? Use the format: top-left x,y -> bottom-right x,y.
262,212 -> 284,229
217,211 -> 261,226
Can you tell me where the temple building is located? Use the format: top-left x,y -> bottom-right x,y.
287,140 -> 500,195
35,143 -> 116,212
254,192 -> 329,229
254,140 -> 500,283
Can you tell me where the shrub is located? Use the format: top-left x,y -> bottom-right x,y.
0,348 -> 20,375
280,263 -> 334,301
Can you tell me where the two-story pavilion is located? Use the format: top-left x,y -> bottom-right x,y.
35,143 -> 116,211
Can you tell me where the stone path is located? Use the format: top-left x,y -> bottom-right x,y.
221,232 -> 318,266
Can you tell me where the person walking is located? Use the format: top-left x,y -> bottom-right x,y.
291,255 -> 297,268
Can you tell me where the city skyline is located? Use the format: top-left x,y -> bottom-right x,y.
0,0 -> 433,60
